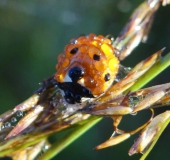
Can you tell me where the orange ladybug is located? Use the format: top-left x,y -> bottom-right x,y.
55,34 -> 119,104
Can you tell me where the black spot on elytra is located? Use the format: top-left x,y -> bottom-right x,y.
70,47 -> 78,54
104,73 -> 110,81
93,54 -> 100,61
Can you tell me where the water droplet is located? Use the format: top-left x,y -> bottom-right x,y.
129,96 -> 140,108
115,74 -> 121,82
44,145 -> 50,150
1,125 -> 5,130
63,102 -> 68,107
32,106 -> 36,109
130,112 -> 137,116
11,117 -> 17,123
16,110 -> 23,117
124,67 -> 131,73
4,122 -> 11,128
129,96 -> 139,102
59,99 -> 63,103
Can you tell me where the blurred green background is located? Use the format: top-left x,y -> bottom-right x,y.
0,0 -> 170,160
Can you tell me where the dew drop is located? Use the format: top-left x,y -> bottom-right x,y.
44,145 -> 50,150
129,96 -> 139,102
1,125 -> 5,130
16,110 -> 23,117
11,117 -> 17,123
63,102 -> 68,107
124,67 -> 131,72
32,106 -> 36,109
129,96 -> 140,108
115,74 -> 121,82
130,112 -> 137,116
4,122 -> 11,128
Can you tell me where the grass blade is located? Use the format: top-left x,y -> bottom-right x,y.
38,117 -> 101,160
127,52 -> 170,92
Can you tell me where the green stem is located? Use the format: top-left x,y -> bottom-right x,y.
40,52 -> 170,160
38,117 -> 101,160
127,52 -> 170,92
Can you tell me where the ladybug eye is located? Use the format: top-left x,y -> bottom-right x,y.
93,54 -> 100,61
68,67 -> 84,82
104,73 -> 110,81
70,47 -> 78,54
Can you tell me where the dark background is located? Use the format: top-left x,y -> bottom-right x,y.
0,0 -> 170,160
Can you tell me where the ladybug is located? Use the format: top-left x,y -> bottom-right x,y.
55,34 -> 119,104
